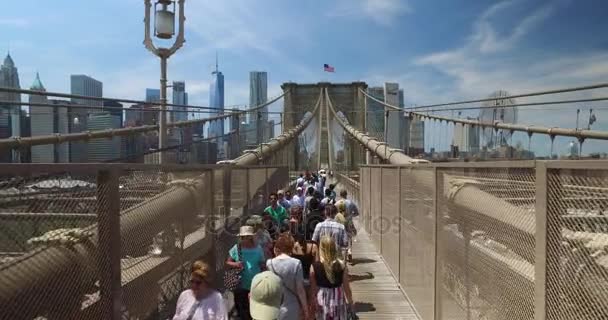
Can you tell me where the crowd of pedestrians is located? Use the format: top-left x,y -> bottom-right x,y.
174,169 -> 360,320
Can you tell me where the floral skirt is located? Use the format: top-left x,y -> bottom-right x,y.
316,286 -> 349,320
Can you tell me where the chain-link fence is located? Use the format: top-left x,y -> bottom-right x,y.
359,160 -> 608,320
0,163 -> 289,319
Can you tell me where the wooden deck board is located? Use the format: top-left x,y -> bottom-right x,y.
350,220 -> 420,319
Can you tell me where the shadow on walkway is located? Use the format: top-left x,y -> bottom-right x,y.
353,301 -> 377,313
349,272 -> 374,283
349,257 -> 377,266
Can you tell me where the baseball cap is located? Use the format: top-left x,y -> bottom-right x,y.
296,187 -> 303,191
250,271 -> 282,320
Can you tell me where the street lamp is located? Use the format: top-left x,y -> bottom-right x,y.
144,0 -> 186,164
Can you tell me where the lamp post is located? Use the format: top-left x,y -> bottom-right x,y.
144,0 -> 186,164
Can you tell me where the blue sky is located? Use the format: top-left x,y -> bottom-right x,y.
2,0 -> 608,155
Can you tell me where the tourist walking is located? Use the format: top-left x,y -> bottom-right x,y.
311,204 -> 348,250
291,187 -> 305,208
304,198 -> 324,241
248,215 -> 273,260
173,260 -> 227,320
267,234 -> 309,320
277,190 -> 291,210
338,190 -> 359,261
291,227 -> 318,290
309,236 -> 354,320
265,192 -> 288,228
225,226 -> 266,320
250,271 -> 283,320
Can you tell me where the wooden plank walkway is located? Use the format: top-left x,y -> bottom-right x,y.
350,220 -> 420,320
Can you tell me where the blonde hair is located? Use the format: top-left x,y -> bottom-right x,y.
191,260 -> 206,272
335,213 -> 346,225
191,260 -> 212,283
335,200 -> 346,214
319,236 -> 344,284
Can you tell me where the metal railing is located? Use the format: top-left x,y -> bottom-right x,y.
0,163 -> 290,319
355,160 -> 608,320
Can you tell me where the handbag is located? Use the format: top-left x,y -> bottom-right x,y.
223,244 -> 242,291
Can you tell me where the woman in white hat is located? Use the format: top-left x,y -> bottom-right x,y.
225,226 -> 266,320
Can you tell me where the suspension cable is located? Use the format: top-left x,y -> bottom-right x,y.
359,88 -> 608,141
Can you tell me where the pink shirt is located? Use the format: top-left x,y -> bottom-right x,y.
173,289 -> 228,320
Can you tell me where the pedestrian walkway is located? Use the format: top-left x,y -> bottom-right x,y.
350,219 -> 420,319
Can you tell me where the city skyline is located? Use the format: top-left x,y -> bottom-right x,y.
1,0 -> 608,156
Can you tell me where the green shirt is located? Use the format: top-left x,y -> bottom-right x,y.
264,205 -> 287,225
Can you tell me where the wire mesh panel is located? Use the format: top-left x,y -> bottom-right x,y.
370,167 -> 382,249
0,166 -> 100,319
360,167 -> 370,233
0,164 -> 290,319
546,166 -> 608,320
230,168 -> 249,218
400,166 -> 436,320
436,165 -> 536,320
119,167 -> 214,319
381,167 -> 400,277
248,168 -> 269,215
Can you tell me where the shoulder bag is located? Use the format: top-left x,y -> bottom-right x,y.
223,244 -> 242,291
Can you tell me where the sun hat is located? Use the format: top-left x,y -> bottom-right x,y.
250,271 -> 282,320
237,225 -> 255,237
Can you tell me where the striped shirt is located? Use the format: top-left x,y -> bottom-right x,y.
312,219 -> 348,248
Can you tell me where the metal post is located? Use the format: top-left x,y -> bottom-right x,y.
257,111 -> 263,145
534,161 -> 548,320
433,166 -> 441,320
384,110 -> 389,162
235,114 -> 241,157
159,57 -> 168,164
97,169 -> 121,320
223,165 -> 232,221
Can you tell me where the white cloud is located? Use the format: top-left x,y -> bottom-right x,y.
327,0 -> 411,26
413,1 -> 564,98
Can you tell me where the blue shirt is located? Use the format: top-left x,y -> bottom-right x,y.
279,198 -> 291,210
229,244 -> 265,290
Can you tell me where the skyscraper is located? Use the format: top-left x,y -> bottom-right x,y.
146,88 -> 161,103
103,100 -> 124,128
409,117 -> 425,156
366,87 -> 385,139
207,58 -> 224,138
29,73 -> 52,163
249,71 -> 268,142
87,112 -> 122,162
29,74 -> 70,163
0,52 -> 21,162
384,83 -> 409,151
70,75 -> 103,162
171,81 -> 188,123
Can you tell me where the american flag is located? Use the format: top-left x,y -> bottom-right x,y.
323,64 -> 335,72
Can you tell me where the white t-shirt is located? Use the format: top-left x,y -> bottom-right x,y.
173,289 -> 227,320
